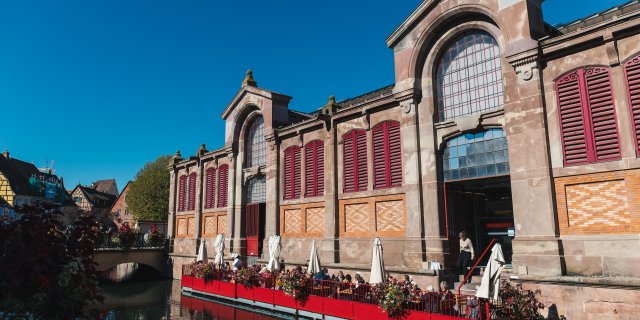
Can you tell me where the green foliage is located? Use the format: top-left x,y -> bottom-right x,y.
0,205 -> 103,319
127,155 -> 171,222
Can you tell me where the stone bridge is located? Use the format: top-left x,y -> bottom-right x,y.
93,248 -> 167,273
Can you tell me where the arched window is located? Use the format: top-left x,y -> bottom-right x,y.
343,129 -> 367,192
246,175 -> 266,203
187,173 -> 197,211
178,175 -> 187,212
443,129 -> 509,181
245,117 -> 266,167
305,140 -> 324,197
217,164 -> 229,208
283,146 -> 301,200
624,54 -> 640,155
372,121 -> 402,189
436,30 -> 504,122
205,167 -> 216,209
556,67 -> 620,166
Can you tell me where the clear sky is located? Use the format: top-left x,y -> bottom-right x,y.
0,0 -> 625,191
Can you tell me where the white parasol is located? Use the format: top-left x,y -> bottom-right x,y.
307,239 -> 321,275
196,238 -> 208,263
475,243 -> 506,300
214,234 -> 225,266
369,237 -> 386,284
266,235 -> 281,271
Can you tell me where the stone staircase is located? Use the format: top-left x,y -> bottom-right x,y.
453,267 -> 485,295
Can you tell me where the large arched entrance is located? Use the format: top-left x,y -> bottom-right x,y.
243,116 -> 267,265
442,129 -> 514,265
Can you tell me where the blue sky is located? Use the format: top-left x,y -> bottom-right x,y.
0,0 -> 624,191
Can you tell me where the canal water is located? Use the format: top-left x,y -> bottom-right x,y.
99,276 -> 291,320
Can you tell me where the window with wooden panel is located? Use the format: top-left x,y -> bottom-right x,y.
304,140 -> 324,197
187,172 -> 197,211
556,67 -> 621,166
217,164 -> 229,208
372,121 -> 402,189
205,167 -> 216,209
623,54 -> 640,156
283,146 -> 301,200
343,129 -> 368,193
178,175 -> 187,212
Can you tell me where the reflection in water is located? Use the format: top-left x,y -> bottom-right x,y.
99,280 -> 290,320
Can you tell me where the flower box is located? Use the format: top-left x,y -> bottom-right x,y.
272,290 -> 297,309
353,301 -> 387,320
192,278 -> 206,291
236,284 -> 254,300
297,295 -> 324,314
181,275 -> 193,289
253,287 -> 275,305
218,281 -> 237,298
205,279 -> 219,294
322,297 -> 354,319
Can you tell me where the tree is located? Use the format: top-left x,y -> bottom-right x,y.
0,205 -> 103,319
127,155 -> 171,222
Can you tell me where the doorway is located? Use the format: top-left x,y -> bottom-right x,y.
445,176 -> 514,266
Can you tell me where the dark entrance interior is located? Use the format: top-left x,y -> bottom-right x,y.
445,175 -> 514,266
245,202 -> 265,259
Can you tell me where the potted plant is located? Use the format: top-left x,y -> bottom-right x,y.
116,222 -> 136,249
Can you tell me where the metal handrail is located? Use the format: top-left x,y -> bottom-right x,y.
457,237 -> 496,297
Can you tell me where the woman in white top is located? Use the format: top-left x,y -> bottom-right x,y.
457,231 -> 475,282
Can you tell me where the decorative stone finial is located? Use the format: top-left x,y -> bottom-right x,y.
169,150 -> 183,166
242,69 -> 257,87
197,144 -> 208,157
174,150 -> 182,159
321,95 -> 340,115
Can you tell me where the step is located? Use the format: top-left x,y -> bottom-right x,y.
453,282 -> 479,295
458,274 -> 484,283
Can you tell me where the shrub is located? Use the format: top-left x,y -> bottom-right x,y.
191,262 -> 216,280
0,205 -> 103,319
144,224 -> 164,247
276,269 -> 310,303
235,266 -> 261,288
116,222 -> 136,249
494,280 -> 566,320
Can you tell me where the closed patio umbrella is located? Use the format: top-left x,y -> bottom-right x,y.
196,239 -> 208,263
476,243 -> 506,300
214,234 -> 225,266
266,235 -> 281,271
307,239 -> 321,275
370,237 -> 385,284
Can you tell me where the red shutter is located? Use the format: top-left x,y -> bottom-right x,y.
205,168 -> 215,209
178,175 -> 187,212
316,141 -> 324,196
557,71 -> 590,165
292,146 -> 301,198
305,143 -> 314,197
217,164 -> 228,208
372,121 -> 402,189
388,121 -> 402,187
304,140 -> 324,197
283,149 -> 292,199
557,67 -> 620,166
355,130 -> 368,191
188,173 -> 197,211
624,55 -> 640,155
283,146 -> 300,200
343,132 -> 355,192
585,67 -> 621,162
372,124 -> 386,189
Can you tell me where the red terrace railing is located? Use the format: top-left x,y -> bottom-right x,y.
182,266 -> 486,319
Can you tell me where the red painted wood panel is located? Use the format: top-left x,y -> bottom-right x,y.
624,54 -> 640,155
272,290 -> 297,309
353,301 -> 388,320
178,175 -> 187,212
187,173 -> 197,211
205,167 -> 216,209
283,146 -> 301,200
236,285 -> 254,300
217,164 -> 229,207
297,295 -> 324,314
343,129 -> 367,192
218,281 -> 237,298
372,120 -> 402,189
253,287 -> 275,305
